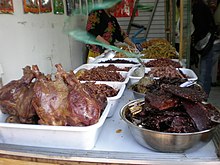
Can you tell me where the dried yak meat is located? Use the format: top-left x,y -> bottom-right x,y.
127,84 -> 220,133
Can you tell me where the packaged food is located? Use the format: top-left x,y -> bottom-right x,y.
53,0 -> 64,15
0,0 -> 14,14
23,0 -> 40,14
39,0 -> 52,13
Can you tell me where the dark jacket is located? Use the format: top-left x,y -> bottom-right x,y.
192,0 -> 216,44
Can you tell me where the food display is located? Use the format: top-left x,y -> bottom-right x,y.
75,64 -> 133,82
0,64 -> 108,126
0,51 -> 219,155
76,68 -> 126,82
125,85 -> 219,133
145,66 -> 186,79
141,38 -> 178,59
98,59 -> 138,64
82,82 -> 119,98
141,38 -> 170,49
130,77 -> 187,95
144,58 -> 182,68
120,98 -> 218,152
141,43 -> 177,59
129,66 -> 198,85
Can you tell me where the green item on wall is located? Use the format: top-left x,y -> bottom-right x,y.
53,0 -> 64,15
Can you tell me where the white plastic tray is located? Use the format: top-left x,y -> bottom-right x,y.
74,63 -> 134,84
0,102 -> 111,150
129,67 -> 198,84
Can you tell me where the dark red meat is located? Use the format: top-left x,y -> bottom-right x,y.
58,64 -> 106,126
162,84 -> 208,102
0,66 -> 37,123
182,100 -> 211,131
32,65 -> 69,126
145,92 -> 179,110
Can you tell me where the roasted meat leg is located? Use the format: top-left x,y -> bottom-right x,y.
0,66 -> 37,123
32,65 -> 69,126
57,64 -> 106,126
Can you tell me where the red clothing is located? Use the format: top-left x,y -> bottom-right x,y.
86,9 -> 128,54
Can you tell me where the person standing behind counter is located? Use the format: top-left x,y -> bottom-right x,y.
86,0 -> 135,61
191,0 -> 220,96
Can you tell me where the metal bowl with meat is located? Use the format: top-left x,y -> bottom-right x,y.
120,84 -> 220,152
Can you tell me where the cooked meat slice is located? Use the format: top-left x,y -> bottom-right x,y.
57,64 -> 106,126
182,100 -> 211,131
162,84 -> 207,102
145,92 -> 179,110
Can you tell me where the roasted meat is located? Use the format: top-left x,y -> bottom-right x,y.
32,65 -> 69,126
0,64 -> 108,126
0,66 -> 37,124
57,64 -> 107,126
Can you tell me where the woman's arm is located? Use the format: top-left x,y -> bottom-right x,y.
96,35 -> 110,45
124,37 -> 136,48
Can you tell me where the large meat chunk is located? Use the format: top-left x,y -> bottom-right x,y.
58,64 -> 107,126
32,65 -> 69,126
0,66 -> 37,123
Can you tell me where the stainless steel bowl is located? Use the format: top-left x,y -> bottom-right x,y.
120,99 -> 218,152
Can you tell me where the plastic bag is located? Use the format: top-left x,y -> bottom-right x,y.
0,0 -> 14,14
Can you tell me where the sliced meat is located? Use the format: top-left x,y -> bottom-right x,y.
182,100 -> 211,131
162,84 -> 208,102
145,92 -> 179,110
